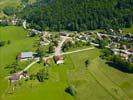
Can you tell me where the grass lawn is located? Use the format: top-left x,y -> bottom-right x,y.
1,48 -> 133,100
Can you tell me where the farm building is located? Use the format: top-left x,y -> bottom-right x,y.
17,52 -> 34,61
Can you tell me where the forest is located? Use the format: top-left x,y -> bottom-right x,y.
19,0 -> 133,31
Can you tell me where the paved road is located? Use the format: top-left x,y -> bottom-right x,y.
54,36 -> 71,56
22,59 -> 39,71
62,47 -> 95,55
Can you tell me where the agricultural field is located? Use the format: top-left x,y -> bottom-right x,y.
1,47 -> 133,100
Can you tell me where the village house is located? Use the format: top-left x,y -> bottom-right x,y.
17,52 -> 35,61
53,55 -> 64,64
9,71 -> 29,85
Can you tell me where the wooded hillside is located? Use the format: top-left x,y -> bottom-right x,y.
20,0 -> 133,31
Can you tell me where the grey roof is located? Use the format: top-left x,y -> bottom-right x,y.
21,52 -> 33,58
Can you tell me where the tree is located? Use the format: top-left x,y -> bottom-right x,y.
30,74 -> 36,80
49,45 -> 54,53
0,41 -> 5,47
100,48 -> 112,60
36,68 -> 48,82
85,59 -> 90,68
7,40 -> 11,44
65,86 -> 76,96
20,0 -> 133,31
62,43 -> 69,52
36,47 -> 44,62
125,17 -> 132,28
99,40 -> 108,49
62,41 -> 73,52
5,61 -> 20,74
21,0 -> 29,7
53,41 -> 58,47
3,6 -> 17,16
86,41 -> 91,46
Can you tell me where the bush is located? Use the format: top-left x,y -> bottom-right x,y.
30,74 -> 36,80
7,40 -> 11,44
0,41 -> 5,47
65,86 -> 76,96
36,68 -> 49,82
109,55 -> 133,73
100,48 -> 113,60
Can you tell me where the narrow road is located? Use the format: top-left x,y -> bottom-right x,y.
54,36 -> 71,56
22,59 -> 39,71
62,47 -> 95,55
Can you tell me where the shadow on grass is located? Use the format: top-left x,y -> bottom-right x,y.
106,62 -> 133,74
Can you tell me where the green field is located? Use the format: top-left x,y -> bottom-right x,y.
0,26 -> 37,97
0,26 -> 133,100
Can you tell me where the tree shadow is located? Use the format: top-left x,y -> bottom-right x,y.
106,61 -> 133,73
